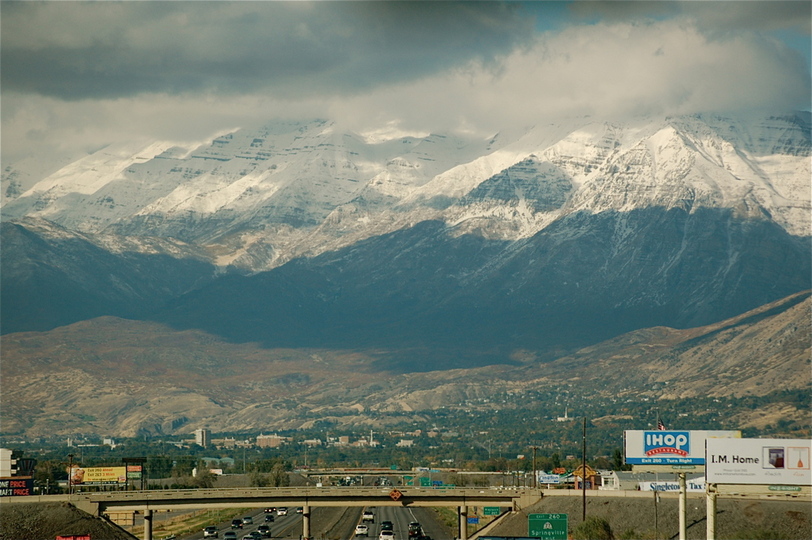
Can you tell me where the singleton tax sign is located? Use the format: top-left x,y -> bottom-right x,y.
706,438 -> 812,486
625,430 -> 740,465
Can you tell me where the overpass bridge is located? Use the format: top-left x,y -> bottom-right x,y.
5,486 -> 542,540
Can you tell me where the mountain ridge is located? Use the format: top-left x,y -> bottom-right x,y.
0,290 -> 807,439
3,113 -> 809,273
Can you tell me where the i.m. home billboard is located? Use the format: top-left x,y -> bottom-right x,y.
706,438 -> 812,486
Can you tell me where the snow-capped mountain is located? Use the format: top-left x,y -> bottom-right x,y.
3,114 -> 809,272
2,113 -> 809,362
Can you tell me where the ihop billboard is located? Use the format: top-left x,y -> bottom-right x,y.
625,430 -> 740,465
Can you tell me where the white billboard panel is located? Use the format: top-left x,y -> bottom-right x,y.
537,473 -> 561,484
624,430 -> 740,465
639,477 -> 706,492
706,438 -> 812,486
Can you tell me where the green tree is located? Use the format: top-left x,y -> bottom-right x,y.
270,463 -> 290,487
147,456 -> 173,479
250,471 -> 270,487
191,460 -> 218,488
171,456 -> 196,477
34,460 -> 66,494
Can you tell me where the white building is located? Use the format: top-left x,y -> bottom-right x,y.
195,428 -> 211,448
0,448 -> 15,477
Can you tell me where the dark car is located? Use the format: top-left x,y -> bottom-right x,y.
257,525 -> 272,538
223,532 -> 238,540
264,514 -> 275,522
231,519 -> 243,529
408,522 -> 422,538
381,520 -> 394,531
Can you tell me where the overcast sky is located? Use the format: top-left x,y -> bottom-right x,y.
2,1 -> 810,165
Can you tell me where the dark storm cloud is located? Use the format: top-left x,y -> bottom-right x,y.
570,0 -> 811,34
0,1 -> 534,100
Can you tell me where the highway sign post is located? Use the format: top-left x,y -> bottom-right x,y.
528,513 -> 567,539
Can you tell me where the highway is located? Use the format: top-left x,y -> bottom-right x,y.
177,504 -> 453,540
353,505 -> 453,540
182,506 -> 306,539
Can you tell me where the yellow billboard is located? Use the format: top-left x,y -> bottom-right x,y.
69,466 -> 126,485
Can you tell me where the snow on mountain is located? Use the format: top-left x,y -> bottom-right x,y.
2,113 -> 808,272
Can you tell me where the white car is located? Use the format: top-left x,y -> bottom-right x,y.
379,531 -> 395,540
277,507 -> 288,516
355,524 -> 369,536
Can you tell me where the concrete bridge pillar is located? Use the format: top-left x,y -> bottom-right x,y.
143,508 -> 153,540
458,505 -> 468,540
302,504 -> 311,540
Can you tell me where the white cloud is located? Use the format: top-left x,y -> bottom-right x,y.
331,20 -> 810,136
2,18 -> 809,166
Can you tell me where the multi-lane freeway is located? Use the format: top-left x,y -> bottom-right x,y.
179,504 -> 452,540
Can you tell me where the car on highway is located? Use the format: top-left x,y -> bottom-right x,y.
203,525 -> 218,538
242,516 -> 253,525
355,523 -> 369,536
264,513 -> 275,522
231,519 -> 243,529
256,526 -> 272,538
408,522 -> 422,538
223,532 -> 237,540
379,531 -> 395,540
241,532 -> 261,540
277,507 -> 288,516
296,506 -> 304,514
264,507 -> 276,513
362,510 -> 375,522
380,520 -> 394,531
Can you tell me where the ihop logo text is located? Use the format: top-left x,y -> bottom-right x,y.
644,431 -> 690,457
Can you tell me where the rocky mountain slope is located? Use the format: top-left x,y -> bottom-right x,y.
2,114 -> 809,349
1,291 -> 808,439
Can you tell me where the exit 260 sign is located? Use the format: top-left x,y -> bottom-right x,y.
528,513 -> 568,539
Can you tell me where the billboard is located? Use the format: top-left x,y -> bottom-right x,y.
69,466 -> 127,485
537,473 -> 561,484
706,438 -> 812,486
625,430 -> 740,465
0,477 -> 33,497
639,477 -> 706,492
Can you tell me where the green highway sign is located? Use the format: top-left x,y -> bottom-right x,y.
769,485 -> 802,492
528,513 -> 568,540
484,507 -> 501,516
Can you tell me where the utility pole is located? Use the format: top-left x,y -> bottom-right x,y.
582,417 -> 587,522
67,454 -> 74,497
531,446 -> 538,488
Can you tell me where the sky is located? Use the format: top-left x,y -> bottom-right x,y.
2,1 -> 810,167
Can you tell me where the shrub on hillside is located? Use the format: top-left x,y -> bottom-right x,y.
573,516 -> 614,540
